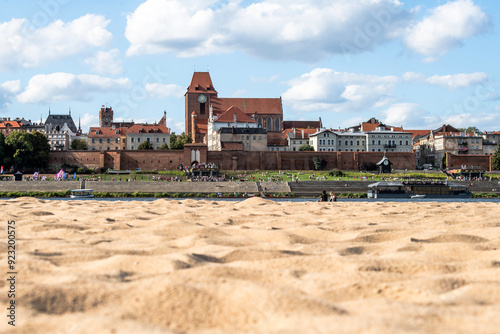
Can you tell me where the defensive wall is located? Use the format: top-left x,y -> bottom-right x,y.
49,145 -> 417,171
446,153 -> 492,171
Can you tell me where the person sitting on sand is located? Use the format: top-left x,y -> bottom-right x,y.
329,191 -> 337,202
319,190 -> 328,202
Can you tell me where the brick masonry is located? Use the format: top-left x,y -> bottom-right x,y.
446,153 -> 492,171
49,147 -> 422,171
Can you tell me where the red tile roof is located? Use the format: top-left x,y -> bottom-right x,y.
187,72 -> 218,94
88,127 -> 128,137
405,129 -> 431,138
361,123 -> 403,132
267,132 -> 288,146
282,120 -> 321,130
282,128 -> 317,139
127,123 -> 170,134
0,121 -> 22,128
214,106 -> 256,123
211,97 -> 282,116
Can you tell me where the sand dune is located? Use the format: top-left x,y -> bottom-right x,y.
1,198 -> 500,333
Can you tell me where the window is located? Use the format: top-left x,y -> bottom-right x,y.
92,138 -> 95,143
246,135 -> 249,140
339,140 -> 341,146
378,140 -> 381,145
266,117 -> 272,131
156,138 -> 159,143
345,140 -> 348,145
131,137 -> 134,143
99,138 -> 102,143
131,146 -> 134,150
399,140 -> 402,145
163,138 -> 166,143
253,136 -> 256,140
137,137 -> 141,143
259,136 -> 262,140
350,140 -> 353,146
406,140 -> 409,145
116,138 -> 119,143
357,141 -> 359,146
107,138 -> 110,143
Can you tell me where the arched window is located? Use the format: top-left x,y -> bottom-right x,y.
274,118 -> 280,131
257,117 -> 263,127
266,117 -> 272,131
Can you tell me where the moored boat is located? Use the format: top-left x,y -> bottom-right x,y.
70,189 -> 94,198
367,180 -> 471,199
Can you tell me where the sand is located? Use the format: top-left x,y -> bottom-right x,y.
1,197 -> 500,334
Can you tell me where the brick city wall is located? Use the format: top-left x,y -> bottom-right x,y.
50,148 -> 417,171
446,153 -> 492,171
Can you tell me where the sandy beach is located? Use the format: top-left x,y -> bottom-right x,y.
1,197 -> 500,333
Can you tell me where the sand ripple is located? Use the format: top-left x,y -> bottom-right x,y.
1,199 -> 500,333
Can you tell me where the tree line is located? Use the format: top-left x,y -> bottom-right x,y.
0,132 -> 51,172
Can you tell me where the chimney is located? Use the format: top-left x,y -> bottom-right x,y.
302,129 -> 305,138
234,113 -> 237,124
293,128 -> 296,136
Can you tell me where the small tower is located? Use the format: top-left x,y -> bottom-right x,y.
99,105 -> 113,127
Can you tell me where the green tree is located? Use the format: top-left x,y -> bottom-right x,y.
137,141 -> 154,150
159,142 -> 170,150
299,144 -> 314,151
170,132 -> 192,149
493,145 -> 500,170
71,138 -> 88,150
5,131 -> 50,170
457,127 -> 483,134
312,156 -> 327,171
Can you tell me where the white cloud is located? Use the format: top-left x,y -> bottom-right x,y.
145,83 -> 185,98
380,103 -> 423,126
403,72 -> 488,90
17,73 -> 131,104
404,0 -> 490,61
282,68 -> 399,113
125,0 -> 409,61
0,14 -> 112,70
425,73 -> 488,90
0,80 -> 21,109
79,113 -> 99,130
84,49 -> 123,76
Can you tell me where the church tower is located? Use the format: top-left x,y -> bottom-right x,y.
99,106 -> 113,127
185,72 -> 218,143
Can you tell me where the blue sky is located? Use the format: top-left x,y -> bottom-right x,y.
0,0 -> 499,134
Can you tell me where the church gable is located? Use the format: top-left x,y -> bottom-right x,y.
214,106 -> 256,123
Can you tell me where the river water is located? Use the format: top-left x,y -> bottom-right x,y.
3,197 -> 499,203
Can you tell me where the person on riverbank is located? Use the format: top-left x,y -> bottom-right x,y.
319,190 -> 328,202
329,191 -> 337,202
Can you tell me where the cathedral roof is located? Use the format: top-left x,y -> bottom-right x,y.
211,97 -> 282,116
214,106 -> 256,123
187,72 -> 218,94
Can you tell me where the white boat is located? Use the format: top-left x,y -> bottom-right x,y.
70,189 -> 94,198
410,194 -> 426,199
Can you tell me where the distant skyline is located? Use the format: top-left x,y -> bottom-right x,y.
0,0 -> 499,133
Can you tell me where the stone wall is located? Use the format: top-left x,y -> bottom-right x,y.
49,148 -> 416,171
446,153 -> 492,171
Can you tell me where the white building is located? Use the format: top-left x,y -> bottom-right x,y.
310,126 -> 413,153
